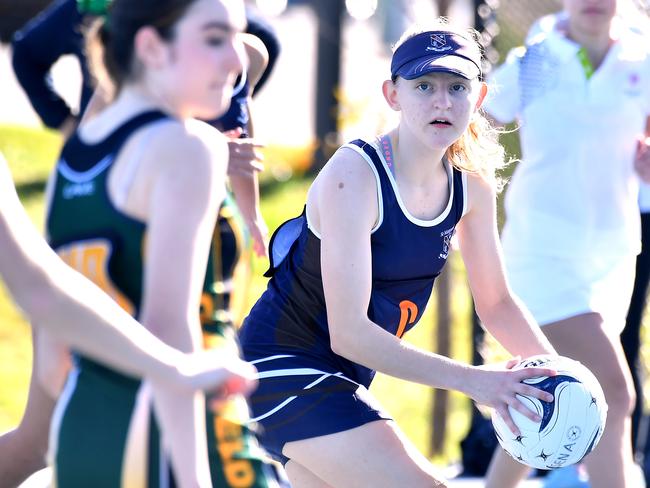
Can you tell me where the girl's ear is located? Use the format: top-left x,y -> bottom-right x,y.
474,81 -> 488,111
133,26 -> 170,70
382,79 -> 401,112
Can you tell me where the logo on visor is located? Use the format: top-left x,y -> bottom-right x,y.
427,33 -> 453,53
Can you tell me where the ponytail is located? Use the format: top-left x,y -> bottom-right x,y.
446,112 -> 510,192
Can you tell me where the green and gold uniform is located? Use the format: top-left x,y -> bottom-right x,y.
47,111 -> 284,487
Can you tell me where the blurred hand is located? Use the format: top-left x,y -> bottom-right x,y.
634,137 -> 650,183
246,215 -> 269,258
467,357 -> 556,436
174,349 -> 258,398
224,128 -> 265,178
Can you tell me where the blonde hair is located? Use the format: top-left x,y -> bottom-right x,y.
447,110 -> 510,192
393,20 -> 510,191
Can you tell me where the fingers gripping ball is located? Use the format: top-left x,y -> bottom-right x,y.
491,355 -> 607,470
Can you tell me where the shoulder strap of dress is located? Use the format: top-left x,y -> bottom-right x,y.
61,110 -> 170,172
346,139 -> 398,232
345,139 -> 392,189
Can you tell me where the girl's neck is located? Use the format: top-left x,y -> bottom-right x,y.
109,88 -> 153,114
115,85 -> 178,118
391,127 -> 447,185
566,21 -> 613,69
79,86 -> 175,142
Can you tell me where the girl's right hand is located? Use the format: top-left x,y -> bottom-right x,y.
467,358 -> 556,436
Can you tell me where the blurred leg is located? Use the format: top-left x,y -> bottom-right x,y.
486,313 -> 636,488
544,313 -> 636,488
485,446 -> 533,488
0,332 -> 55,487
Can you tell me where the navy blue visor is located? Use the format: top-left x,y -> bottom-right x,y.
391,31 -> 482,80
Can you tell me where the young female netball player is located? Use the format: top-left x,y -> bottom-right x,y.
238,20 -> 558,488
23,0 -> 262,486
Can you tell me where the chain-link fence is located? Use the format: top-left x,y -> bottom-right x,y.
493,0 -> 560,56
491,0 -> 650,64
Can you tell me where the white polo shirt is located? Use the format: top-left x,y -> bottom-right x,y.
485,26 -> 650,259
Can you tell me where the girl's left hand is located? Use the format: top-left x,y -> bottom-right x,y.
634,137 -> 650,183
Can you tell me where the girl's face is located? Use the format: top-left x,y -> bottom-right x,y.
150,0 -> 246,119
384,72 -> 486,151
563,0 -> 617,36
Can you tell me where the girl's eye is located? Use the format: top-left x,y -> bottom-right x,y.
451,83 -> 467,92
207,37 -> 225,47
416,83 -> 431,92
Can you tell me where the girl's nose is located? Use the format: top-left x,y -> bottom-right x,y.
433,90 -> 452,110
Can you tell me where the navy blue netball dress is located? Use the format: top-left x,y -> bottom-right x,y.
238,138 -> 467,464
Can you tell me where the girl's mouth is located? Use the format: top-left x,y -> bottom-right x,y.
582,8 -> 604,15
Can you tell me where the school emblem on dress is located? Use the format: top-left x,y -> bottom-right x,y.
439,227 -> 455,259
427,33 -> 452,53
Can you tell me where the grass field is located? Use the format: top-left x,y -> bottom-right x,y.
0,124 -> 481,466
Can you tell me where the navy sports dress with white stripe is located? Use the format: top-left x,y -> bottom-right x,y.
239,138 -> 467,463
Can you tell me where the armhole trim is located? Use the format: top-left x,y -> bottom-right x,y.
305,206 -> 322,239
461,171 -> 469,217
